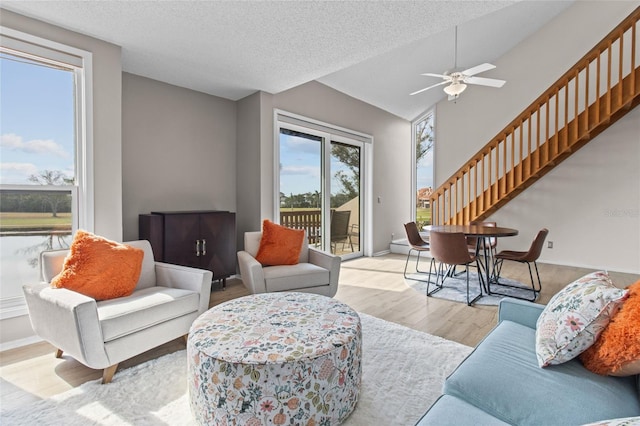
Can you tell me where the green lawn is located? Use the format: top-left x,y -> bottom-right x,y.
416,207 -> 432,227
0,212 -> 72,232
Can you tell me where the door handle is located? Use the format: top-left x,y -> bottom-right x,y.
202,239 -> 206,256
195,239 -> 201,256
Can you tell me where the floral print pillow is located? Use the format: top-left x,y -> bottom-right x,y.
535,271 -> 628,367
580,416 -> 640,426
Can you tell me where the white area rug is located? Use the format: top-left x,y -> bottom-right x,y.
405,270 -> 537,306
1,314 -> 472,426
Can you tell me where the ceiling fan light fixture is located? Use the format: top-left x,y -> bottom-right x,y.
444,82 -> 467,96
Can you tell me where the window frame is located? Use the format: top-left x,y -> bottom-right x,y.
274,109 -> 373,257
411,109 -> 436,225
0,26 -> 94,319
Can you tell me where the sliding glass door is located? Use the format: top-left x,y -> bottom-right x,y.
278,125 -> 363,258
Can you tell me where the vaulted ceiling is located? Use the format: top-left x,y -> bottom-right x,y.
2,1 -> 573,120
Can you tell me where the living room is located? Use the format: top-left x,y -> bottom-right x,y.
1,1 -> 639,424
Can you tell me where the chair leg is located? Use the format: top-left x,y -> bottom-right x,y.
490,260 -> 538,302
102,364 -> 119,384
55,349 -> 63,358
528,261 -> 543,294
403,249 -> 413,279
466,260 -> 483,306
426,258 -> 436,295
404,249 -> 433,280
427,261 -> 445,297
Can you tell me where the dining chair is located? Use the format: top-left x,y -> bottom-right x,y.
491,228 -> 549,301
403,222 -> 433,279
429,230 -> 485,306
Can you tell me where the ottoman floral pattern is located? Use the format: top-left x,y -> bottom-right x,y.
187,292 -> 362,425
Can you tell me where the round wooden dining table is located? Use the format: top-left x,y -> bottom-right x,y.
426,224 -> 518,238
425,225 -> 518,295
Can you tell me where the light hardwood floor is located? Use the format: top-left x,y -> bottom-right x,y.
1,253 -> 638,409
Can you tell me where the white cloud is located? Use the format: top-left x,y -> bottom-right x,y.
281,165 -> 320,177
0,162 -> 39,184
1,133 -> 69,158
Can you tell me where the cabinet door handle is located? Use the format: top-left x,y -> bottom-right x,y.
196,239 -> 201,256
202,239 -> 206,256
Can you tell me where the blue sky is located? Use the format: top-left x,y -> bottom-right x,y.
279,132 -> 354,197
280,129 -> 433,200
0,54 -> 75,184
417,149 -> 433,190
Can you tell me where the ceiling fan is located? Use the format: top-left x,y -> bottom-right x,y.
410,26 -> 506,100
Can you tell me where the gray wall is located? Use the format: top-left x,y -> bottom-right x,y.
235,92 -> 263,251
121,73 -> 237,240
435,1 -> 640,273
234,81 -> 412,255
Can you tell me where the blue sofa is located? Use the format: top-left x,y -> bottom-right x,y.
417,299 -> 640,425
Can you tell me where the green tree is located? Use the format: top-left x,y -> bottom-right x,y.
28,170 -> 73,217
416,116 -> 434,164
331,143 -> 360,201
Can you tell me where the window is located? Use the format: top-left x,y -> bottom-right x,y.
275,110 -> 371,259
0,28 -> 92,318
413,110 -> 434,228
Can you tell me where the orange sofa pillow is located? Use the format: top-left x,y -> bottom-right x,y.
51,230 -> 144,301
580,279 -> 640,376
255,220 -> 304,266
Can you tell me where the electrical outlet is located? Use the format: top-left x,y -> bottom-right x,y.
548,241 -> 553,249
391,233 -> 395,240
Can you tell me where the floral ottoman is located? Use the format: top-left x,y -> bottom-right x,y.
187,292 -> 362,425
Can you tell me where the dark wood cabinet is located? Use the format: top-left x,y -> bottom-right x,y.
139,210 -> 236,285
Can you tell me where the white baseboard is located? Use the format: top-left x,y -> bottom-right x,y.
0,335 -> 42,353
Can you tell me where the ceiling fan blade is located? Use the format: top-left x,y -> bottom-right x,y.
410,80 -> 449,96
465,76 -> 506,88
461,63 -> 496,77
421,72 -> 450,79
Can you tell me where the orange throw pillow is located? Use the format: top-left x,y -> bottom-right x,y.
255,220 -> 304,266
580,279 -> 640,376
51,230 -> 144,301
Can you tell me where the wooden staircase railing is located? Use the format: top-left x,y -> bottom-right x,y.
430,7 -> 640,226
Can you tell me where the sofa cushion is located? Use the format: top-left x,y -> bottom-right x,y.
416,395 -> 509,426
535,271 -> 628,367
444,320 -> 640,425
264,263 -> 329,292
97,286 -> 199,342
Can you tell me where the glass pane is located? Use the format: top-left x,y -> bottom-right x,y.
415,113 -> 434,228
0,189 -> 72,299
278,129 -> 323,246
330,142 -> 360,255
0,52 -> 76,185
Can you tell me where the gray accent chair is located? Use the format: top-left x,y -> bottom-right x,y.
237,231 -> 341,297
22,240 -> 212,384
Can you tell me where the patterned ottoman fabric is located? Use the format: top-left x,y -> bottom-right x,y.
187,292 -> 362,425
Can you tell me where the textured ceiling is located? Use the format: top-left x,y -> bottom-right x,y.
2,1 -> 572,120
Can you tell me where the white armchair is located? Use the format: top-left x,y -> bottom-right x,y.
22,240 -> 212,384
237,231 -> 341,297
